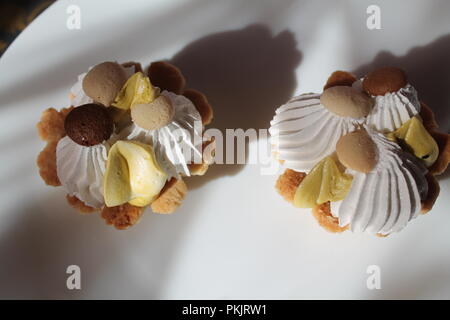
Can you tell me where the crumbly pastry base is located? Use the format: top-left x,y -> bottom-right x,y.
275,71 -> 450,235
36,61 -> 214,229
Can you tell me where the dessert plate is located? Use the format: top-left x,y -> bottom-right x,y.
0,0 -> 449,299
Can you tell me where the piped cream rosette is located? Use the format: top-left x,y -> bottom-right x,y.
332,128 -> 428,235
269,86 -> 373,172
358,67 -> 421,133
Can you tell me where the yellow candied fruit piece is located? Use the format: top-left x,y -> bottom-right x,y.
294,156 -> 353,208
387,116 -> 439,167
104,141 -> 168,207
112,72 -> 158,110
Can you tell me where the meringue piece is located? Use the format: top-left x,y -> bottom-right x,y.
336,129 -> 378,173
82,62 -> 128,106
120,90 -> 203,178
387,116 -> 439,167
336,129 -> 428,235
104,141 -> 167,207
56,136 -> 110,208
362,67 -> 407,96
112,72 -> 158,110
269,93 -> 365,172
64,103 -> 114,147
70,65 -> 136,107
321,86 -> 373,118
359,80 -> 421,132
131,95 -> 175,130
294,156 -> 353,208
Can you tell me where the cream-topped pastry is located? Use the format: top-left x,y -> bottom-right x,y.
273,67 -> 449,236
37,60 -> 214,229
269,87 -> 372,172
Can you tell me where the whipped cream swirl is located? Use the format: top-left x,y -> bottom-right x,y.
269,93 -> 365,172
353,80 -> 421,133
56,136 -> 111,208
332,128 -> 428,235
120,91 -> 203,178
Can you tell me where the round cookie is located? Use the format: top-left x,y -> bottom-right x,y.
362,67 -> 407,96
65,103 -> 114,146
131,95 -> 175,131
336,130 -> 378,173
82,62 -> 128,106
320,86 -> 373,118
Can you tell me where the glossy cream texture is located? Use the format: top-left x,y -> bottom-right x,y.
269,93 -> 365,172
352,80 -> 421,133
121,91 -> 203,178
334,129 -> 428,235
56,136 -> 111,208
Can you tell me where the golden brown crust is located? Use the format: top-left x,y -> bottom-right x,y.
36,107 -> 74,186
323,71 -> 357,90
312,202 -> 348,233
37,107 -> 73,142
147,61 -> 186,95
66,195 -> 98,214
419,102 -> 439,131
183,89 -> 214,125
151,178 -> 187,214
376,233 -> 389,238
121,61 -> 143,73
101,203 -> 144,230
428,130 -> 450,176
421,173 -> 440,214
37,140 -> 60,186
275,169 -> 306,203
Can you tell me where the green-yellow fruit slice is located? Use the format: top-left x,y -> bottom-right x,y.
386,116 -> 439,167
104,143 -> 132,207
115,141 -> 167,207
294,156 -> 353,208
112,72 -> 158,110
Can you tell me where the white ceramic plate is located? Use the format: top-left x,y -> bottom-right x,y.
0,0 -> 449,299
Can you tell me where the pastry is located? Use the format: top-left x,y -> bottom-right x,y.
270,67 -> 449,236
37,61 -> 214,229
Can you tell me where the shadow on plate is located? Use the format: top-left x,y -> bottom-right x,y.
0,187 -> 204,299
170,24 -> 301,189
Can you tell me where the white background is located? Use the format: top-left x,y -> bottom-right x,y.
0,0 -> 449,299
